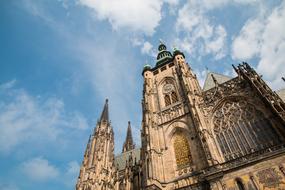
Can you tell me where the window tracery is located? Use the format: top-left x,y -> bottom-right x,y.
173,132 -> 192,168
162,80 -> 179,107
213,100 -> 281,161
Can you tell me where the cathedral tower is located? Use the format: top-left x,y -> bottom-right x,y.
76,99 -> 115,190
141,42 -> 220,189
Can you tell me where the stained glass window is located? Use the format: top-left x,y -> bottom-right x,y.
213,100 -> 281,161
173,132 -> 191,168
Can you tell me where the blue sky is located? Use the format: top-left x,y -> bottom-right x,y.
0,0 -> 284,189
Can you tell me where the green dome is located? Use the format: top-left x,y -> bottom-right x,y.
158,43 -> 167,51
156,42 -> 172,66
142,64 -> 152,75
173,47 -> 185,58
143,64 -> 151,69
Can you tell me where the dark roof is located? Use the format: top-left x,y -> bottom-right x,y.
115,148 -> 140,171
203,72 -> 232,91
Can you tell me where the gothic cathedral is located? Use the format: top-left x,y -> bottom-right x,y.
76,42 -> 285,190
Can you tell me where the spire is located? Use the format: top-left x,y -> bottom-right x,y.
76,99 -> 115,190
122,121 -> 135,153
100,99 -> 109,122
84,135 -> 92,157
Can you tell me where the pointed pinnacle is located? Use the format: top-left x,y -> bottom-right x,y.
100,99 -> 109,122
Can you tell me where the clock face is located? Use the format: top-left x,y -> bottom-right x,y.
163,84 -> 174,94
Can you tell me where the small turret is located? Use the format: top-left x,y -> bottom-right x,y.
142,63 -> 152,75
172,47 -> 185,58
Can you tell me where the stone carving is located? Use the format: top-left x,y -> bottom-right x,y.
157,102 -> 188,125
256,168 -> 283,188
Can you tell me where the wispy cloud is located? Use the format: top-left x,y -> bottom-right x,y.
141,41 -> 156,57
78,0 -> 164,35
19,157 -> 80,186
20,157 -> 60,182
16,0 -> 143,153
232,1 -> 285,89
174,0 -> 228,60
0,80 -> 88,154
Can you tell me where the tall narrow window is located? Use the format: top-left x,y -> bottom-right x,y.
171,91 -> 178,103
173,132 -> 191,168
164,94 -> 171,106
213,100 -> 281,161
162,81 -> 179,107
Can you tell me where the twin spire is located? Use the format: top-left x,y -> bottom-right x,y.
98,99 -> 135,153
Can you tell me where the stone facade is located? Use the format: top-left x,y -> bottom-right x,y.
76,42 -> 285,190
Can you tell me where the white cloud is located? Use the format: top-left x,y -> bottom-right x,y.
141,41 -> 155,57
78,0 -> 164,35
232,1 -> 285,89
175,1 -> 228,60
205,25 -> 227,59
0,81 -> 88,153
232,19 -> 264,60
20,157 -> 79,185
174,0 -> 258,60
20,157 -> 59,181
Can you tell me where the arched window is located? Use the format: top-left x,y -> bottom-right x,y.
164,94 -> 171,106
236,179 -> 245,190
162,81 -> 179,107
173,132 -> 191,168
213,100 -> 281,161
